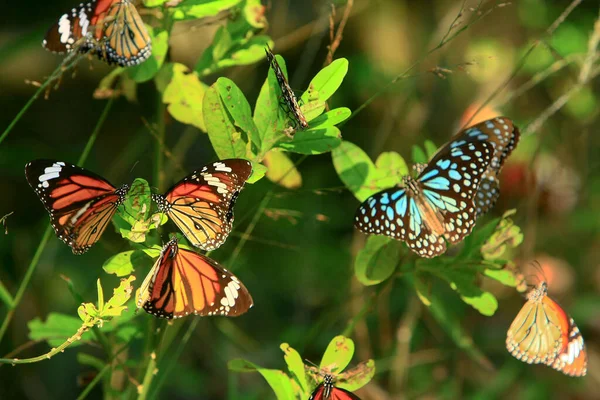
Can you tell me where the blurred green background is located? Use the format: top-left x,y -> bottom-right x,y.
1,0 -> 599,398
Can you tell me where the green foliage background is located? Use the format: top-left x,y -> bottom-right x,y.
1,0 -> 599,399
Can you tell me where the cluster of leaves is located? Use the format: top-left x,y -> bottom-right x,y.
332,140 -> 524,316
229,335 -> 375,399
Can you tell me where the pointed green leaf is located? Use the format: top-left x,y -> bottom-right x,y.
331,141 -> 377,202
481,216 -> 523,260
435,269 -> 498,316
203,83 -> 247,159
355,236 -> 400,286
276,126 -> 341,154
228,359 -> 296,400
320,335 -> 355,373
102,250 -> 150,277
128,27 -> 169,83
374,151 -> 408,188
411,145 -> 427,164
215,77 -> 260,153
169,0 -> 242,20
300,58 -> 348,121
0,280 -> 13,308
264,150 -> 302,189
196,35 -> 272,76
163,63 -> 208,131
424,140 -> 438,159
247,162 -> 267,184
281,343 -> 309,393
309,107 -> 351,128
254,54 -> 287,151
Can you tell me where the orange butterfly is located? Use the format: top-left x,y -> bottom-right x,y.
137,237 -> 253,319
506,281 -> 587,377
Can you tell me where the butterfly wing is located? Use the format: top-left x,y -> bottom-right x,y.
355,138 -> 492,258
459,117 -> 520,216
308,382 -> 362,400
43,1 -> 97,54
152,159 -> 253,251
506,283 -> 587,376
138,239 -> 253,319
95,0 -> 152,66
25,159 -> 128,254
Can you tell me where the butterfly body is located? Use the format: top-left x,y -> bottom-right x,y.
265,45 -> 309,131
506,281 -> 587,377
137,238 -> 253,319
355,138 -> 493,257
309,375 -> 361,400
26,160 -> 129,254
43,0 -> 151,67
152,159 -> 252,251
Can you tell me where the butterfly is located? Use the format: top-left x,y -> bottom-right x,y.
309,374 -> 361,400
506,281 -> 587,377
458,117 -> 520,216
152,159 -> 253,251
43,0 -> 152,67
354,136 -> 493,258
25,159 -> 130,254
265,45 -> 309,132
137,237 -> 253,319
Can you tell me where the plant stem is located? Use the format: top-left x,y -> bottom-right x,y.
154,89 -> 166,192
0,98 -> 114,344
137,352 -> 157,400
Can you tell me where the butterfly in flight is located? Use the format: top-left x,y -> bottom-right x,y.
506,281 -> 587,377
43,0 -> 152,67
309,374 -> 361,400
137,237 -> 253,319
354,135 -> 493,258
152,159 -> 253,251
25,159 -> 130,254
457,117 -> 520,217
265,45 -> 309,133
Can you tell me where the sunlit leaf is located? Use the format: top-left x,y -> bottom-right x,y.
248,162 -> 267,183
196,34 -> 272,76
281,343 -> 309,393
309,107 -> 351,128
264,150 -> 302,189
203,83 -> 248,159
331,141 -> 377,202
411,145 -> 427,164
254,53 -> 287,153
337,360 -> 376,392
169,0 -> 242,20
435,269 -> 498,316
28,313 -> 93,348
320,335 -> 354,373
424,140 -> 438,159
228,359 -> 296,400
300,58 -> 349,121
163,63 -> 208,131
355,236 -> 400,286
102,250 -> 149,277
374,151 -> 408,188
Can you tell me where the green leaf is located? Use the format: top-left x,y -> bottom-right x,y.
263,150 -> 302,189
247,162 -> 267,184
331,141 -> 377,202
428,291 -> 494,371
300,58 -> 349,121
337,360 -> 376,391
203,82 -> 248,159
128,27 -> 169,83
320,335 -> 354,373
481,215 -> 523,260
196,34 -> 272,76
28,313 -> 93,348
0,280 -> 13,308
102,250 -> 149,277
163,63 -> 209,132
424,140 -> 438,159
169,0 -> 242,20
374,151 -> 408,188
434,269 -> 498,316
143,0 -> 169,6
355,236 -> 400,286
412,273 -> 432,306
276,126 -> 341,154
254,54 -> 287,149
215,77 -> 261,153
484,261 -> 521,288
101,276 -> 136,318
280,343 -> 309,393
228,359 -> 296,400
119,178 -> 152,225
411,145 -> 427,164
309,107 -> 351,128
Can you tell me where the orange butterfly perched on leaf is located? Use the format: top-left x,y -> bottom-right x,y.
152,159 -> 253,251
309,374 -> 361,400
506,281 -> 587,377
43,0 -> 152,67
25,159 -> 130,254
137,237 -> 253,319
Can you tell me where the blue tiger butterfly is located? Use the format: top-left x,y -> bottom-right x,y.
354,131 -> 493,258
457,117 -> 520,216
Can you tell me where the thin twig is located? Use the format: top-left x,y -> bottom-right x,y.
325,0 -> 354,66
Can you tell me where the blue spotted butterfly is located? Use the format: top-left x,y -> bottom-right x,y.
354,135 -> 493,258
456,117 -> 520,217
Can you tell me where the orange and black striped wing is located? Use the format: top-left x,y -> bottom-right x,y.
152,159 -> 253,251
25,159 -> 128,254
137,238 -> 253,319
506,282 -> 587,376
94,0 -> 152,66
